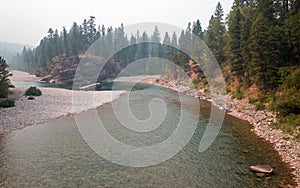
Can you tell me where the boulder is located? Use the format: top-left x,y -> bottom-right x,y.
250,165 -> 273,174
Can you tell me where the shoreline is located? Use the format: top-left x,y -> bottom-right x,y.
0,87 -> 125,134
2,71 -> 299,186
142,75 -> 300,187
1,71 -> 126,134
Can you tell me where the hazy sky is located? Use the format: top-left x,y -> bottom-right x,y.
0,0 -> 233,46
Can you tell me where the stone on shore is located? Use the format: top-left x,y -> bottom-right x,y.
250,165 -> 273,174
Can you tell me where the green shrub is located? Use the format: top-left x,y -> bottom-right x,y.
201,78 -> 208,86
275,90 -> 300,116
249,97 -> 258,104
232,89 -> 243,100
155,78 -> 160,83
8,84 -> 15,88
255,103 -> 266,111
27,96 -> 35,100
0,81 -> 9,98
0,98 -> 15,108
192,78 -> 199,89
226,86 -> 231,93
273,114 -> 300,134
259,95 -> 273,103
25,87 -> 42,96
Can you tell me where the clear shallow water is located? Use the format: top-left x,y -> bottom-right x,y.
0,85 -> 296,187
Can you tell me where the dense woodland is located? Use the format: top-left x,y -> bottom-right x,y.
8,0 -> 300,134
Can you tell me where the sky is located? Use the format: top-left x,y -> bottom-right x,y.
0,0 -> 233,46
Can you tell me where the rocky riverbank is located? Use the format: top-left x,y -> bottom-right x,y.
143,75 -> 300,187
2,72 -> 300,186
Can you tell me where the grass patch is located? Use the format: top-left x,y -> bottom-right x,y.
0,98 -> 15,108
255,103 -> 266,111
249,97 -> 258,104
25,86 -> 42,96
258,95 -> 273,103
201,78 -> 208,86
272,114 -> 300,134
192,78 -> 199,89
226,86 -> 231,93
232,89 -> 243,100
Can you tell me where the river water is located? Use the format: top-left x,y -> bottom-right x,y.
0,84 -> 296,187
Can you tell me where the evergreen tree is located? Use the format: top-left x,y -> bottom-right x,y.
284,0 -> 300,64
192,20 -> 204,39
215,2 -> 224,21
87,16 -> 97,44
163,32 -> 171,45
227,8 -> 244,79
128,34 -> 138,62
0,56 -> 12,98
62,27 -> 69,56
204,3 -> 226,64
68,22 -> 80,56
139,31 -> 149,58
150,25 -> 161,57
250,0 -> 282,91
171,32 -> 178,47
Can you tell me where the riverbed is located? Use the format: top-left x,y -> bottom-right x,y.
0,81 -> 296,187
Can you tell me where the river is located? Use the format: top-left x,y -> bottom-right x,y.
0,83 -> 296,187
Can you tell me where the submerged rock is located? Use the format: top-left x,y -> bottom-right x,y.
250,165 -> 273,174
256,173 -> 267,178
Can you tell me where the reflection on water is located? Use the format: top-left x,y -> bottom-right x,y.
0,86 -> 296,187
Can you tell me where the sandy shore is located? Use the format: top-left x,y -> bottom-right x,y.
10,70 -> 41,82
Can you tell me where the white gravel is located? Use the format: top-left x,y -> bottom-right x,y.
0,87 -> 125,134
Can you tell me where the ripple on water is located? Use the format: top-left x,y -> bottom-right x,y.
0,87 -> 296,187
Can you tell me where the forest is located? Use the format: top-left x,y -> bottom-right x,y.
10,0 -> 300,135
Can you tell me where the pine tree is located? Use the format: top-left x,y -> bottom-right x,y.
62,27 -> 68,56
204,3 -> 226,64
163,32 -> 171,45
150,25 -> 161,57
0,56 -> 12,98
171,32 -> 178,47
68,22 -> 80,56
87,16 -> 97,45
215,2 -> 224,21
128,34 -> 138,62
139,31 -> 149,58
192,20 -> 204,39
250,0 -> 282,91
227,8 -> 244,79
284,0 -> 300,64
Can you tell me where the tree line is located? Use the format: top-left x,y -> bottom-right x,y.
11,16 -> 206,76
12,0 -> 300,94
225,0 -> 300,129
